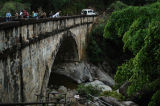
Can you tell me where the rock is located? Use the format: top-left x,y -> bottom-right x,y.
88,63 -> 115,87
87,101 -> 100,106
121,101 -> 138,106
53,61 -> 115,88
100,96 -> 124,106
99,61 -> 114,76
58,86 -> 67,93
59,99 -> 65,103
54,62 -> 93,83
116,89 -> 120,93
96,69 -> 115,87
119,81 -> 130,96
85,80 -> 112,92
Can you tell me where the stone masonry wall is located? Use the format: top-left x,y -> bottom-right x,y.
0,15 -> 96,102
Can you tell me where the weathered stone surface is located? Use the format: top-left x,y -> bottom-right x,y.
85,80 -> 112,92
0,54 -> 21,102
0,15 -> 96,102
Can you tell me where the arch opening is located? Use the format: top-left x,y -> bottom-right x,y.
48,34 -> 79,90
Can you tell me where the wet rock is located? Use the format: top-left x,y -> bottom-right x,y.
85,80 -> 112,92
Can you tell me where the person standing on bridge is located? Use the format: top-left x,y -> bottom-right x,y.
15,12 -> 19,19
49,11 -> 53,18
23,10 -> 29,18
6,11 -> 12,22
32,11 -> 38,19
52,11 -> 61,18
19,10 -> 23,18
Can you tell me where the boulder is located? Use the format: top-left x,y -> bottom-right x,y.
96,69 -> 115,87
54,62 -> 93,83
85,80 -> 112,92
87,63 -> 115,87
87,101 -> 100,106
58,86 -> 67,93
53,61 -> 115,88
121,101 -> 138,106
100,96 -> 124,106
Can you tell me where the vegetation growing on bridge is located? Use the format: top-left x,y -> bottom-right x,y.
103,1 -> 160,106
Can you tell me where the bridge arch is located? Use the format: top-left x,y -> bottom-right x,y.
40,31 -> 79,97
53,31 -> 79,65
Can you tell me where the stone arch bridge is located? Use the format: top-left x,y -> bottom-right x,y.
0,15 -> 97,102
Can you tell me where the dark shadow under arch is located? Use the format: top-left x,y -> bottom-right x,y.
54,34 -> 79,65
48,32 -> 79,89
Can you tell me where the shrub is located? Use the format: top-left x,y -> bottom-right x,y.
148,90 -> 160,106
108,1 -> 128,11
87,23 -> 106,64
77,84 -> 102,97
101,91 -> 125,101
0,1 -> 30,16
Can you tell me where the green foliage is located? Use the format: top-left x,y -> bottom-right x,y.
27,0 -> 115,15
101,91 -> 125,100
104,1 -> 160,105
114,59 -> 134,86
0,0 -> 115,15
87,23 -> 106,64
87,39 -> 103,63
0,1 -> 30,16
120,0 -> 156,5
148,90 -> 160,106
77,84 -> 102,97
108,1 -> 128,11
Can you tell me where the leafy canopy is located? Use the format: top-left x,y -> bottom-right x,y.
104,1 -> 160,105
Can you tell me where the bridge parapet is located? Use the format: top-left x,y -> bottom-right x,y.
0,15 -> 97,59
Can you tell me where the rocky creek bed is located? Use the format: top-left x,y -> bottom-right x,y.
47,61 -> 138,106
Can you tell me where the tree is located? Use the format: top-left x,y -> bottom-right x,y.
104,1 -> 160,105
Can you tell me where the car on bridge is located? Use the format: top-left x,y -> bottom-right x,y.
81,9 -> 97,15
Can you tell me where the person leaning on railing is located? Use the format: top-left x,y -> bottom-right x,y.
6,11 -> 12,22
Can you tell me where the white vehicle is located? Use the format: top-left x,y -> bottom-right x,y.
81,9 -> 96,15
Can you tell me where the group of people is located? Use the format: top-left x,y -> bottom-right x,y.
6,9 -> 31,21
5,9 -> 61,22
